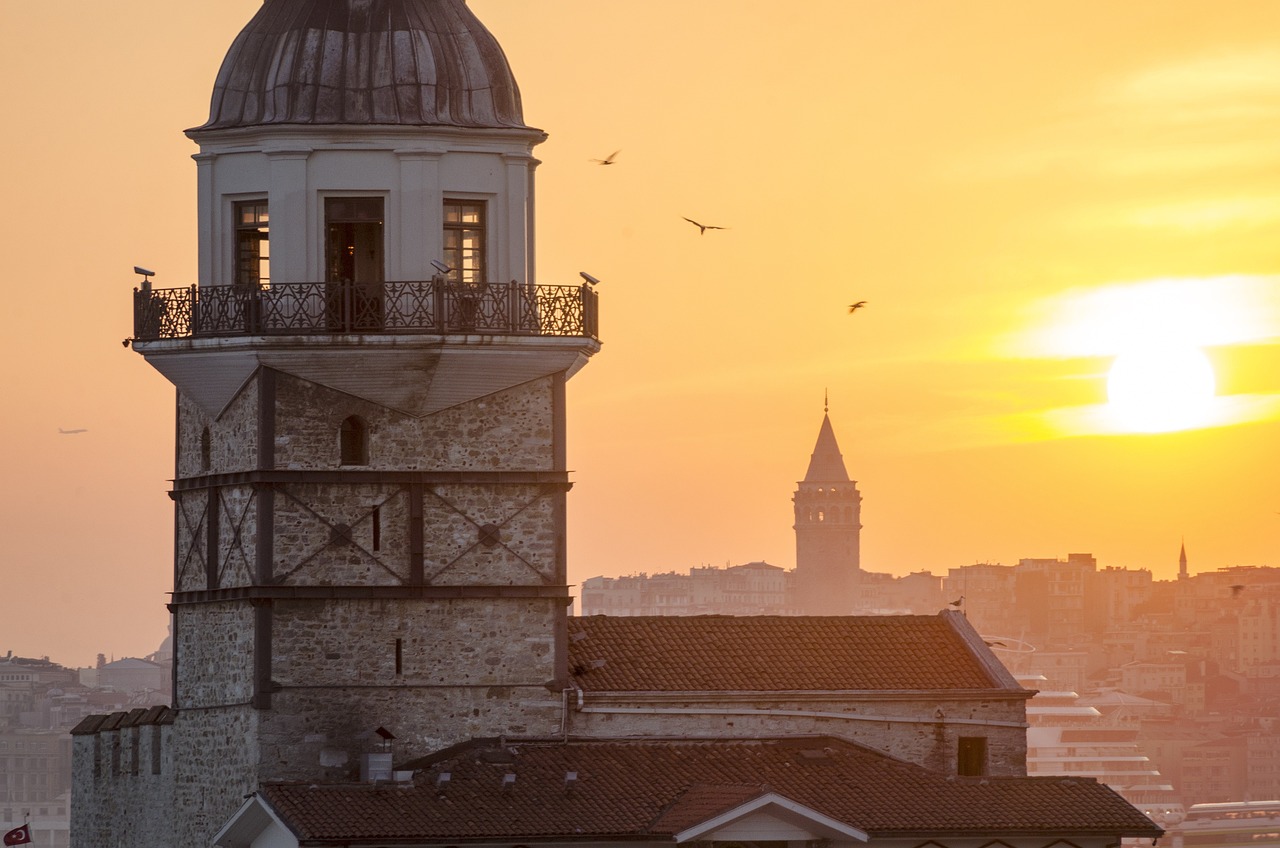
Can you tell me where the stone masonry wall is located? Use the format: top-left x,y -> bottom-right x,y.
177,374 -> 260,477
71,711 -> 176,848
274,373 -> 556,471
257,596 -> 563,778
569,695 -> 1028,777
170,706 -> 259,847
175,602 -> 256,708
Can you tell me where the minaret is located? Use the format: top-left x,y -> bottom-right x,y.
104,2 -> 599,844
1179,541 -> 1188,580
793,397 -> 862,614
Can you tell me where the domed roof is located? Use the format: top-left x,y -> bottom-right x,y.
197,0 -> 529,132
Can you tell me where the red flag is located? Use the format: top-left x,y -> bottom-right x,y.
3,825 -> 31,846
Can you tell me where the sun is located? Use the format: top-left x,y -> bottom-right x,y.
1106,342 -> 1217,432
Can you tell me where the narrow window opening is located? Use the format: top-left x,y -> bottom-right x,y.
372,505 -> 382,551
339,416 -> 368,466
958,736 -> 987,776
200,427 -> 211,472
395,638 -> 403,676
151,724 -> 162,775
235,200 -> 270,287
130,728 -> 140,777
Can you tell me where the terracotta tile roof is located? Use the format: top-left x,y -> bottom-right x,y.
568,613 -> 1013,692
257,737 -> 1162,843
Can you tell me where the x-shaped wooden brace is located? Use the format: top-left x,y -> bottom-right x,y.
424,484 -> 553,584
272,487 -> 406,584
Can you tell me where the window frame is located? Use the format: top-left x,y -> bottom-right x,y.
233,199 -> 270,288
442,198 -> 488,285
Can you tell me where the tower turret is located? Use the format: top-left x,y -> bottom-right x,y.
793,404 -> 862,614
107,2 -> 600,844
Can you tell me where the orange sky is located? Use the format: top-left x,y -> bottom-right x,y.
3,0 -> 1280,666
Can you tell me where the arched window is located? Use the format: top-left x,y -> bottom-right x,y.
200,427 -> 211,472
339,416 -> 369,466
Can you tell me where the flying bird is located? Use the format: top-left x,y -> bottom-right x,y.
58,428 -> 88,435
1230,584 -> 1246,597
848,301 -> 867,313
591,150 -> 621,165
683,217 -> 727,235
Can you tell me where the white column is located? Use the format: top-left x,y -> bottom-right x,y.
193,153 -> 216,286
527,157 -> 540,284
502,153 -> 532,283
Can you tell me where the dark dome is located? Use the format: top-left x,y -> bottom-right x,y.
198,0 -> 529,131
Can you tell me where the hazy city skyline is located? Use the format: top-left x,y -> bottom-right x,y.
4,0 -> 1280,666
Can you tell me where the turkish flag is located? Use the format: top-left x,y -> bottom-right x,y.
2,825 -> 31,846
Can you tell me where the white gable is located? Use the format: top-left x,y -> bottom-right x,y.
673,793 -> 868,844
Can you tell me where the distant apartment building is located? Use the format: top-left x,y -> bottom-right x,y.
1014,553 -> 1097,647
0,728 -> 71,806
580,562 -> 793,616
1120,661 -> 1188,704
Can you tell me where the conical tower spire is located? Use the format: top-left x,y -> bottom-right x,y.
804,412 -> 851,482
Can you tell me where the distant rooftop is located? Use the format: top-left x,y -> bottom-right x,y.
568,612 -> 1022,692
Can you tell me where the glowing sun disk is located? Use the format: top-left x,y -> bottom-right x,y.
1106,343 -> 1216,432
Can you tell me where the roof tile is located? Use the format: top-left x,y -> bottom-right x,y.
568,614 -> 1010,692
260,737 -> 1162,843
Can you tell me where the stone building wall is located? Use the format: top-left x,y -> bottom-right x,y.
174,603 -> 256,708
70,709 -> 176,847
569,694 -> 1028,777
257,596 -> 564,771
177,380 -> 260,477
274,373 -> 556,471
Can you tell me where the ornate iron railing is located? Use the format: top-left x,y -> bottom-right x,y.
132,281 -> 599,341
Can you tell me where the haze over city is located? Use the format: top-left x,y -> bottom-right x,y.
4,0 -> 1280,667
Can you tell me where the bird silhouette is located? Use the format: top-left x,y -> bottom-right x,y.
949,596 -> 964,607
984,640 -> 1006,647
848,301 -> 867,313
591,150 -> 621,165
1230,584 -> 1246,597
683,217 -> 727,235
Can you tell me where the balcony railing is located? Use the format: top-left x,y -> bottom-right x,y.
132,280 -> 599,341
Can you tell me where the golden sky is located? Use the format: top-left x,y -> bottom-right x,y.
3,0 -> 1280,665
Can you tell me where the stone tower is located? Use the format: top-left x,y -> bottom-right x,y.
82,2 -> 600,844
793,405 -> 862,614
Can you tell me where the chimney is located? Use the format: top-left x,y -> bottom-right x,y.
361,752 -> 394,783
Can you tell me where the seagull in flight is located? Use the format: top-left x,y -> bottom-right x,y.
58,428 -> 88,435
848,301 -> 867,313
591,150 -> 621,165
683,217 -> 727,235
